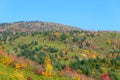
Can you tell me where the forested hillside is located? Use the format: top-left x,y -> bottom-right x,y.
0,21 -> 120,80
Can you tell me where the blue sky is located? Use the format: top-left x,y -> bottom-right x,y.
0,0 -> 120,31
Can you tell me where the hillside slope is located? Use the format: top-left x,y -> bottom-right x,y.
0,21 -> 120,80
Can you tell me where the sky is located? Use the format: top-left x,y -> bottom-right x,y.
0,0 -> 120,31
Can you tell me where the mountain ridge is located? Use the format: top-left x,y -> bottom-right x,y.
0,21 -> 81,32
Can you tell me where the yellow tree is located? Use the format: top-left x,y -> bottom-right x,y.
106,39 -> 111,45
0,46 -> 12,66
84,50 -> 90,56
42,56 -> 53,76
62,48 -> 67,55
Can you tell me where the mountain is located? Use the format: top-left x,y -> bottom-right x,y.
0,21 -> 120,80
0,21 -> 81,32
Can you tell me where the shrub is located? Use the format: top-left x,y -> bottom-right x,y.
73,37 -> 78,42
60,33 -> 67,41
10,71 -> 25,80
108,71 -> 119,80
33,65 -> 43,75
27,77 -> 32,80
0,54 -> 12,66
49,47 -> 58,53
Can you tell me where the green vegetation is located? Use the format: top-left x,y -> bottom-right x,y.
0,21 -> 120,80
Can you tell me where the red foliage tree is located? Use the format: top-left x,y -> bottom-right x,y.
64,65 -> 70,73
100,73 -> 111,80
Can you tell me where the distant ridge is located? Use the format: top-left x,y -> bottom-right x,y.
0,21 -> 81,32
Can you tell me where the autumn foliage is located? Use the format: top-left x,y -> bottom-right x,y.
0,46 -> 12,66
41,56 -> 53,76
100,73 -> 111,80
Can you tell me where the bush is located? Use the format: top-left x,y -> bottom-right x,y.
73,37 -> 78,42
37,52 -> 47,64
60,33 -> 67,41
108,71 -> 119,80
49,47 -> 58,53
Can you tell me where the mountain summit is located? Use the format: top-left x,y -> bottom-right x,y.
0,21 -> 81,32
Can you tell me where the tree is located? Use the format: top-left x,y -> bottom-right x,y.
100,73 -> 111,80
86,41 -> 90,47
64,65 -> 70,73
42,56 -> 53,76
49,47 -> 58,53
37,52 -> 47,64
108,71 -> 119,80
73,37 -> 78,42
106,39 -> 111,45
60,33 -> 67,41
0,46 -> 12,66
31,40 -> 38,46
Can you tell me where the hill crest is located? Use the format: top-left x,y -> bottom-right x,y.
0,21 -> 81,32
